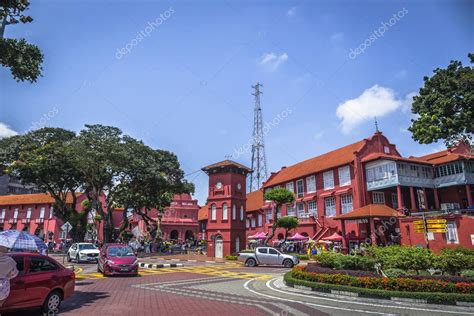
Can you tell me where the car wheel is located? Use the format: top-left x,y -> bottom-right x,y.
283,259 -> 294,268
246,258 -> 257,267
66,253 -> 71,263
42,290 -> 62,315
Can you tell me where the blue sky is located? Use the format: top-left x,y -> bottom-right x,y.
0,0 -> 472,204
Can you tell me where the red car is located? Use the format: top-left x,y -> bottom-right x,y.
0,253 -> 75,315
97,244 -> 138,276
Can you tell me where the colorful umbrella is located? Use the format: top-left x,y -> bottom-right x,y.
0,230 -> 48,251
287,233 -> 309,241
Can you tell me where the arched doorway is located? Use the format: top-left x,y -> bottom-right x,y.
169,230 -> 179,240
185,230 -> 194,240
214,235 -> 223,258
277,233 -> 284,240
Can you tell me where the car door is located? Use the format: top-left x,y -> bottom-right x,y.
2,255 -> 29,308
267,248 -> 282,265
69,243 -> 77,258
255,248 -> 271,264
23,256 -> 61,306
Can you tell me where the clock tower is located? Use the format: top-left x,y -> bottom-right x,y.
201,160 -> 252,258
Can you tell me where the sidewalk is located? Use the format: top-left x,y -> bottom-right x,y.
138,253 -> 230,264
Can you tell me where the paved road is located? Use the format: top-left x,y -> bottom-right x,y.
5,261 -> 474,316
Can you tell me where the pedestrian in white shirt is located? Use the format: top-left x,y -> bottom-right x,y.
0,246 -> 19,307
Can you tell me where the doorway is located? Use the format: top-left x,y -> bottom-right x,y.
215,236 -> 223,258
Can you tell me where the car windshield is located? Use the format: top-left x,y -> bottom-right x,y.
79,244 -> 97,250
107,247 -> 134,257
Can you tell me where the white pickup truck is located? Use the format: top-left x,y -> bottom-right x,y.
237,247 -> 299,268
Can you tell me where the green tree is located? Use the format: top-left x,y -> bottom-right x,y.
408,53 -> 474,147
435,247 -> 474,276
276,216 -> 299,243
263,188 -> 295,245
1,0 -> 44,82
0,128 -> 87,241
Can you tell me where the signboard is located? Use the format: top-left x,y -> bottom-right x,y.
426,219 -> 447,224
61,221 -> 72,232
414,218 -> 447,234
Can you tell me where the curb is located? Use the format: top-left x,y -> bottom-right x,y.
138,262 -> 184,269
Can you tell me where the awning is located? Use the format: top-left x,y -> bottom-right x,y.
287,233 -> 309,241
303,194 -> 317,201
318,191 -> 334,198
248,232 -> 267,239
321,232 -> 343,241
334,204 -> 405,220
335,187 -> 352,195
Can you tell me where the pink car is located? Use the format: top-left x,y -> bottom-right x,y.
0,253 -> 75,315
97,244 -> 138,276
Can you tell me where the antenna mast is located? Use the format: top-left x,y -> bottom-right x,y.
249,83 -> 268,192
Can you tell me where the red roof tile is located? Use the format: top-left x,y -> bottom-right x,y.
246,190 -> 264,212
198,205 -> 208,221
361,153 -> 432,165
202,160 -> 252,173
334,204 -> 404,220
264,140 -> 365,187
0,193 -> 81,206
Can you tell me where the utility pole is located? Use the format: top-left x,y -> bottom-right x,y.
249,83 -> 268,192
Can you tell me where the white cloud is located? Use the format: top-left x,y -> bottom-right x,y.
0,123 -> 17,139
287,6 -> 297,17
259,52 -> 288,71
331,32 -> 344,42
336,85 -> 415,134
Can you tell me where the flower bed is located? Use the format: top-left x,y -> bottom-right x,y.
292,266 -> 474,294
284,272 -> 474,304
305,263 -> 379,277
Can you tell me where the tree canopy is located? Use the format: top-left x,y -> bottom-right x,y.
408,53 -> 473,147
0,0 -> 43,82
276,216 -> 299,242
263,187 -> 295,245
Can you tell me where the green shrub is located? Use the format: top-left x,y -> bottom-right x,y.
239,249 -> 254,253
368,245 -> 435,273
313,252 -> 376,271
435,247 -> 474,275
461,270 -> 474,280
295,254 -> 309,260
225,255 -> 237,260
384,268 -> 407,278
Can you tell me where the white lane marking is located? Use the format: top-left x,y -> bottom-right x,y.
267,278 -> 474,315
243,279 -> 385,315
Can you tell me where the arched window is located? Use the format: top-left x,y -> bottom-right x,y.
240,205 -> 244,221
232,204 -> 236,220
211,204 -> 217,220
222,203 -> 228,220
235,236 -> 240,252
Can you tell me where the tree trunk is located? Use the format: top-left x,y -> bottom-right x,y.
264,204 -> 280,246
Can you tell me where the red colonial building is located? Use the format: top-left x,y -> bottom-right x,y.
127,193 -> 200,241
200,160 -> 251,258
239,131 -> 473,253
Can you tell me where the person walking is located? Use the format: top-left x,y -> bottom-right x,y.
0,246 -> 19,308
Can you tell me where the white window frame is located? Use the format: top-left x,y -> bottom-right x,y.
372,192 -> 385,204
340,194 -> 353,214
251,217 -> 256,228
26,208 -> 32,219
384,146 -> 390,154
287,204 -> 296,217
276,206 -> 282,219
324,197 -> 336,217
306,175 -> 316,193
240,206 -> 244,221
338,165 -> 351,186
40,207 -> 45,219
286,182 -> 294,193
296,179 -> 304,198
59,231 -> 67,239
446,222 -> 459,244
211,204 -> 217,220
49,206 -> 54,219
258,214 -> 262,226
0,209 -> 5,219
222,203 -> 228,220
391,193 -> 398,209
323,170 -> 335,190
246,219 -> 250,228
265,210 -> 272,223
307,201 -> 317,217
13,208 -> 18,219
232,204 -> 236,220
297,202 -> 306,218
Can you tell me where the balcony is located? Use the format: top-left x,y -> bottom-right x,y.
21,218 -> 31,224
35,218 -> 44,224
8,218 -> 17,224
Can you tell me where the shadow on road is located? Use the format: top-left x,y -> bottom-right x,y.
61,291 -> 110,312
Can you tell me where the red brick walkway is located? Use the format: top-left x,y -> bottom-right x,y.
59,273 -> 266,316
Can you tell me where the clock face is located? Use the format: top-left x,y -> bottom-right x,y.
237,183 -> 242,190
215,182 -> 223,189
